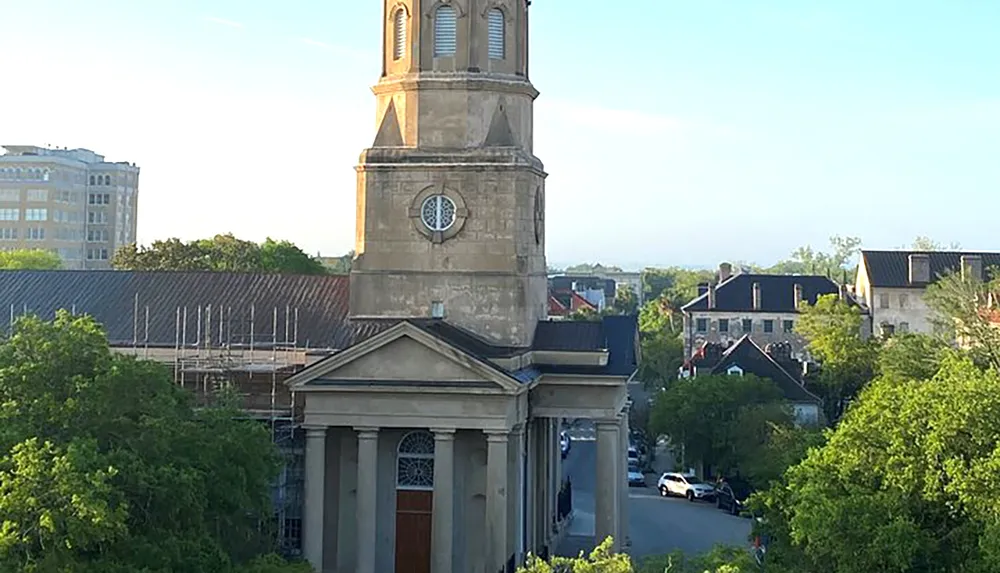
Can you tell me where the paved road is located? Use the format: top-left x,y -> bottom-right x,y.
557,439 -> 751,561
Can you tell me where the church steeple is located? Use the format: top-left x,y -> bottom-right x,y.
352,0 -> 547,347
382,0 -> 529,79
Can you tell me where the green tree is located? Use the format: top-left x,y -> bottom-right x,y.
649,375 -> 792,474
877,332 -> 950,381
924,267 -> 1000,370
909,236 -> 961,251
611,286 -> 639,315
795,294 -> 879,422
113,234 -> 326,275
765,235 -> 861,277
564,263 -> 624,274
519,537 -> 632,573
0,249 -> 62,270
568,306 -> 600,321
756,356 -> 1000,573
0,311 -> 308,572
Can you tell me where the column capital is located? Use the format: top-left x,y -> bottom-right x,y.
303,425 -> 327,438
355,427 -> 380,440
485,431 -> 510,443
431,428 -> 457,440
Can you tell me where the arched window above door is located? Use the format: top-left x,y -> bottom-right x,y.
396,430 -> 435,490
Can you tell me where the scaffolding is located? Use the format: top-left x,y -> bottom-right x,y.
129,298 -> 309,557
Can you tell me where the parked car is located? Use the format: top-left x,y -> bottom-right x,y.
627,461 -> 646,487
657,472 -> 716,502
560,431 -> 571,459
716,478 -> 753,516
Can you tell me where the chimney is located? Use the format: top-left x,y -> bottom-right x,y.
908,253 -> 931,284
793,283 -> 803,310
752,282 -> 761,311
707,284 -> 716,309
961,254 -> 983,282
697,282 -> 709,297
839,284 -> 849,301
719,262 -> 733,282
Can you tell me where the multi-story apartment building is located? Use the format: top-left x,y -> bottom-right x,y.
0,145 -> 139,269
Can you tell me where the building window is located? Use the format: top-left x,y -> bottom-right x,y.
899,322 -> 910,333
420,195 -> 456,231
696,318 -> 708,332
393,7 -> 407,60
880,322 -> 895,337
88,211 -> 107,224
87,229 -> 109,242
899,294 -> 908,309
0,209 -> 19,221
0,189 -> 19,201
89,175 -> 95,185
26,227 -> 44,240
879,294 -> 889,309
718,318 -> 729,333
726,365 -> 744,376
742,318 -> 752,332
86,248 -> 109,260
763,319 -> 774,333
26,189 -> 47,202
0,228 -> 17,240
396,431 -> 434,490
487,8 -> 505,60
25,208 -> 47,221
783,319 -> 794,333
434,5 -> 457,57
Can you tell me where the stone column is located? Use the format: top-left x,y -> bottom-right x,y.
619,414 -> 630,548
431,429 -> 456,573
486,431 -> 509,573
302,425 -> 327,571
552,419 -> 561,525
511,424 -> 526,564
541,420 -> 552,545
595,419 -> 620,551
355,427 -> 379,573
527,422 -> 535,552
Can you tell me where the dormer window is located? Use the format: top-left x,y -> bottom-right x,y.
434,5 -> 457,57
487,8 -> 505,60
392,8 -> 407,60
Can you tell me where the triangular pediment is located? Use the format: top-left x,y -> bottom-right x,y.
373,99 -> 404,147
484,100 -> 515,147
287,322 -> 522,393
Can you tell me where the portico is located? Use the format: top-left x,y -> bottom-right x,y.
287,320 -> 633,573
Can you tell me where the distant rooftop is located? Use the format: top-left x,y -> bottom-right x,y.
2,145 -> 106,164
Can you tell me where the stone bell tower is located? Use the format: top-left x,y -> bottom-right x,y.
350,0 -> 547,347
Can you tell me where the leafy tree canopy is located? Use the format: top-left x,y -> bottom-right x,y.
649,374 -> 792,474
764,235 -> 861,278
0,249 -> 61,270
908,235 -> 961,251
113,234 -> 327,275
564,263 -> 624,274
757,356 -> 1000,573
0,311 -> 307,572
795,294 -> 879,422
924,267 -> 1000,370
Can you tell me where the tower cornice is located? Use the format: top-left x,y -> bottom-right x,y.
372,74 -> 539,100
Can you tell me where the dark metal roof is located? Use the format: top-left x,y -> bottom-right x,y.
0,270 -> 353,349
861,250 -> 1000,288
682,273 -> 850,313
706,336 -> 821,404
532,315 -> 639,376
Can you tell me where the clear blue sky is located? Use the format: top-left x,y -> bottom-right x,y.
1,1 -> 997,269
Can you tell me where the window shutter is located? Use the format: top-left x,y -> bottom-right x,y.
488,9 -> 505,60
393,9 -> 407,60
434,6 -> 457,57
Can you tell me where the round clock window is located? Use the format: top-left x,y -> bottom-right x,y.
421,195 -> 456,232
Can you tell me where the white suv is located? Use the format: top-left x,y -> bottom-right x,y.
657,472 -> 716,502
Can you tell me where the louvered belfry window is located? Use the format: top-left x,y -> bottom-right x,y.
392,8 -> 407,60
488,8 -> 505,60
434,5 -> 457,57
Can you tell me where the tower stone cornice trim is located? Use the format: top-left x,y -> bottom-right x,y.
372,74 -> 539,100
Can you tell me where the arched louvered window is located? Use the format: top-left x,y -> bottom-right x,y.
434,5 -> 457,57
488,8 -> 505,60
392,8 -> 407,60
396,431 -> 435,490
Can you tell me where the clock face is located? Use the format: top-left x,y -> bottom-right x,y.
533,188 -> 544,245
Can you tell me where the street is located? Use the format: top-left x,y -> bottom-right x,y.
557,437 -> 752,561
